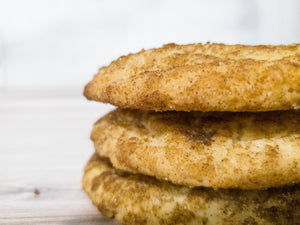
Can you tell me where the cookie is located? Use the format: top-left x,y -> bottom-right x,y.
91,108 -> 300,189
84,43 -> 300,111
82,153 -> 300,225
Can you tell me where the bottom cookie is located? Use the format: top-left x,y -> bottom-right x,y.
82,153 -> 300,225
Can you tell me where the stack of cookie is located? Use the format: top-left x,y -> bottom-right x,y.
82,43 -> 300,225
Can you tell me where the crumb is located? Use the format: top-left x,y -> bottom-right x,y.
34,188 -> 40,195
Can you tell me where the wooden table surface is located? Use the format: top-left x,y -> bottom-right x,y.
0,90 -> 120,224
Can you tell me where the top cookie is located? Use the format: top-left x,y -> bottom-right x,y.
84,43 -> 300,112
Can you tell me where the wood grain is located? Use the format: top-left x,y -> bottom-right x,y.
0,91 -> 119,224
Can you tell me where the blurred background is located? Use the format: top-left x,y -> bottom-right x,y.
0,0 -> 300,223
0,0 -> 299,91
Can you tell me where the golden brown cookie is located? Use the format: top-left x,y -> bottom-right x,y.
84,43 -> 300,112
91,108 -> 300,190
82,153 -> 300,225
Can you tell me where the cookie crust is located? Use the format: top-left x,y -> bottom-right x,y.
84,43 -> 300,112
91,108 -> 300,189
82,153 -> 300,225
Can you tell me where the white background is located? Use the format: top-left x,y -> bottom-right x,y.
0,0 -> 299,89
